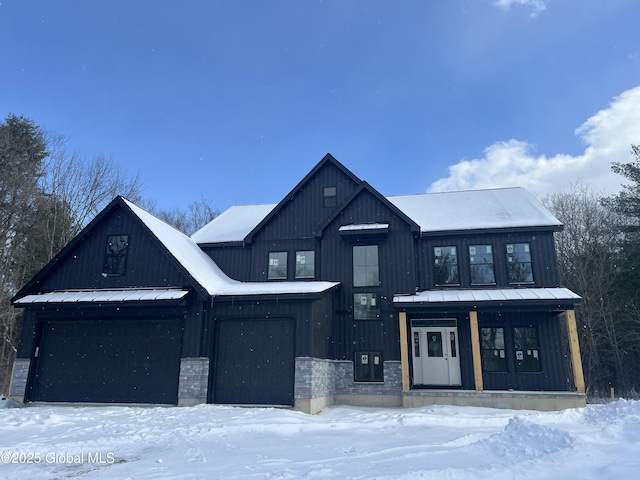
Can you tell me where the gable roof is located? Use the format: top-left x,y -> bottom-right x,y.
387,187 -> 562,234
314,181 -> 421,237
13,197 -> 339,303
243,153 -> 362,244
191,203 -> 277,245
125,199 -> 338,296
193,187 -> 562,244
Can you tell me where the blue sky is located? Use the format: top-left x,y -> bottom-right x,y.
2,0 -> 639,212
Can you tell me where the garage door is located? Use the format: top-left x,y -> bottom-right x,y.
213,319 -> 294,406
28,318 -> 183,404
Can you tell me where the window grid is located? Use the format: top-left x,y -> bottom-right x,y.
469,244 -> 495,285
353,245 -> 379,287
353,293 -> 380,320
268,252 -> 288,280
480,327 -> 507,372
434,246 -> 459,285
507,243 -> 534,283
103,235 -> 129,276
295,250 -> 315,279
323,186 -> 337,207
354,351 -> 384,382
514,327 -> 541,372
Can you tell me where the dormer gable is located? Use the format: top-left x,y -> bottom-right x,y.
315,182 -> 421,238
244,153 -> 362,244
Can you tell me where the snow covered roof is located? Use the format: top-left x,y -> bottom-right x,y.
387,188 -> 561,233
192,187 -> 561,244
191,203 -> 277,244
393,287 -> 581,306
14,288 -> 189,304
124,199 -> 338,297
338,223 -> 389,232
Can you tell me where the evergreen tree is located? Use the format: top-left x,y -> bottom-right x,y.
605,145 -> 640,300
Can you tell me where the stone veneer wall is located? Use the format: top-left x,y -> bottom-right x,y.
333,360 -> 402,396
178,357 -> 210,406
294,357 -> 403,412
9,358 -> 30,403
294,357 -> 336,400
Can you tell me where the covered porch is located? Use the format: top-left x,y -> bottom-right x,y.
394,287 -> 586,411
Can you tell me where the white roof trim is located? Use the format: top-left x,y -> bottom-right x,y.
14,288 -> 189,305
393,287 -> 581,304
339,223 -> 389,232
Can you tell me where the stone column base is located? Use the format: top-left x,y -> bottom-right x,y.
9,358 -> 30,404
178,357 -> 209,406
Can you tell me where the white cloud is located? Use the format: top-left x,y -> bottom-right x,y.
428,85 -> 640,198
492,0 -> 548,17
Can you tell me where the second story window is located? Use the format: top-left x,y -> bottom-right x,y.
268,252 -> 287,279
507,243 -> 533,283
434,246 -> 459,285
353,245 -> 379,287
295,250 -> 315,279
103,235 -> 129,276
469,244 -> 495,285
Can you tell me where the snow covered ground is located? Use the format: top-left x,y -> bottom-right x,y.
1,397 -> 640,479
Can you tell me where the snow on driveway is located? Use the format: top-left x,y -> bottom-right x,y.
1,398 -> 640,479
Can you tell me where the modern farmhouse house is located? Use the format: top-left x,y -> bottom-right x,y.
10,154 -> 585,413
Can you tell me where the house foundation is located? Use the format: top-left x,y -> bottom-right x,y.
402,389 -> 586,411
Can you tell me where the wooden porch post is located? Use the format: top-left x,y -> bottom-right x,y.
469,311 -> 484,392
565,309 -> 585,393
398,311 -> 410,391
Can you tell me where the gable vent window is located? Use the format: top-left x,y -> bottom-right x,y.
323,186 -> 337,208
103,235 -> 129,276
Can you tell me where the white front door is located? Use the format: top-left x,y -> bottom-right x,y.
411,324 -> 461,386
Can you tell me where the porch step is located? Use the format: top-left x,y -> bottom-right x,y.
402,389 -> 586,411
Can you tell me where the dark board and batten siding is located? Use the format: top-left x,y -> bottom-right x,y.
36,206 -> 188,292
419,231 -> 560,290
249,162 -> 361,243
206,296 -> 332,359
203,246 -> 253,282
478,311 -> 569,391
319,191 -> 419,362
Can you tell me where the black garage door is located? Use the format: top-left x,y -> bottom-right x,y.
28,318 -> 183,404
213,318 -> 295,406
